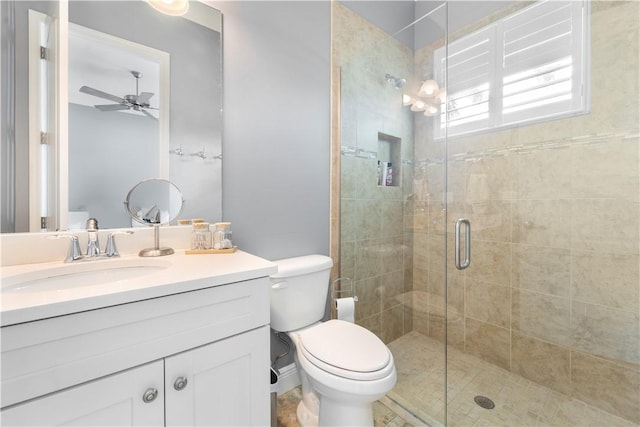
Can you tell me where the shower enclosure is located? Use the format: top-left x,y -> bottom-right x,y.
332,1 -> 639,425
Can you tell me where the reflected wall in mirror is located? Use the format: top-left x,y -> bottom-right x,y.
1,0 -> 223,233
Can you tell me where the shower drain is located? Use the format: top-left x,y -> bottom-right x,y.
474,395 -> 495,410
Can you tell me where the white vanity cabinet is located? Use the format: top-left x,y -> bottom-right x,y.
1,272 -> 272,427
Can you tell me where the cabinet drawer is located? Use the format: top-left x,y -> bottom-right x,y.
1,277 -> 269,407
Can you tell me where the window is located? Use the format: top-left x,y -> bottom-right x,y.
434,0 -> 589,138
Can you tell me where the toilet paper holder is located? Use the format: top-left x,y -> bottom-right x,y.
331,277 -> 358,303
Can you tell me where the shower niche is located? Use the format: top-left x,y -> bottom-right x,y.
377,132 -> 400,187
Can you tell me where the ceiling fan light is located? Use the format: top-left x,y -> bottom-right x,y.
146,0 -> 189,16
402,94 -> 413,106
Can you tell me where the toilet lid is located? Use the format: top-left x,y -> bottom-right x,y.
298,320 -> 392,380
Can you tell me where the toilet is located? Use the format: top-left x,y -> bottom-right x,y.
269,255 -> 396,427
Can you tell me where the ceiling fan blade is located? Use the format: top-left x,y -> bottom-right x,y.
80,86 -> 125,104
141,109 -> 158,120
95,104 -> 129,111
135,92 -> 154,105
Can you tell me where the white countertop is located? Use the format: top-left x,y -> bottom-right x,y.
1,250 -> 277,327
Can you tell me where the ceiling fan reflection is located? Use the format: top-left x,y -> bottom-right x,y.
79,70 -> 158,120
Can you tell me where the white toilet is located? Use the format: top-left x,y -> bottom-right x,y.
270,255 -> 396,427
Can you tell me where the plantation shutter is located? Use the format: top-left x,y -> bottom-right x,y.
434,0 -> 588,137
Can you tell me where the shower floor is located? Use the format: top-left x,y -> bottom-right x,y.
387,331 -> 636,427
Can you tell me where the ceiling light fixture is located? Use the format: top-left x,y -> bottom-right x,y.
418,79 -> 440,98
146,0 -> 189,16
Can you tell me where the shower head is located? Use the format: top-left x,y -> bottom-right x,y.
385,74 -> 406,90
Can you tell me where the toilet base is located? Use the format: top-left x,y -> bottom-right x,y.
296,400 -> 319,427
318,396 -> 373,427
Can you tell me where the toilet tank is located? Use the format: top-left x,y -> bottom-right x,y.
269,255 -> 333,332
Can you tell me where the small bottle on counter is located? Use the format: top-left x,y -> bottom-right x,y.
212,222 -> 233,249
191,222 -> 211,250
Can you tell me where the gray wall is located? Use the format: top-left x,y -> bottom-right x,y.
212,1 -> 331,262
210,0 -> 331,369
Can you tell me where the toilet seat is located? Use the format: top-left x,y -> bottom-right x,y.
297,320 -> 394,381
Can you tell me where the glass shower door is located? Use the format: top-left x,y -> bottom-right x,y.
442,1 -> 640,425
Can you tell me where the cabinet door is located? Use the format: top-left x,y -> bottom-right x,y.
165,326 -> 270,426
1,361 -> 164,426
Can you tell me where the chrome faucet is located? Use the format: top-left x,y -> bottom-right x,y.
86,218 -> 101,257
49,220 -> 134,262
48,234 -> 84,263
105,230 -> 134,257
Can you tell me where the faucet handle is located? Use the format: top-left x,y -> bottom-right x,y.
48,234 -> 83,263
105,231 -> 134,257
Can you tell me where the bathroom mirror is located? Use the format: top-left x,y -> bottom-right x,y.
124,178 -> 184,256
0,0 -> 223,233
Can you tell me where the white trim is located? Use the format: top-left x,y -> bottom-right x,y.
274,362 -> 300,395
27,10 -> 42,232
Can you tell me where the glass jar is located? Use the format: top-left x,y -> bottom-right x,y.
191,222 -> 211,250
212,222 -> 233,249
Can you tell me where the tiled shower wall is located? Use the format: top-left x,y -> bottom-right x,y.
412,1 -> 639,423
334,0 -> 639,423
333,3 -> 416,344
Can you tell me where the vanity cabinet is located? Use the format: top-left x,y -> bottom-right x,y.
1,275 -> 271,426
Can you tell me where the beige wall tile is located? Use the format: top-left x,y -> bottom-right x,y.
517,147 -> 572,200
571,138 -> 639,202
381,305 -> 405,344
571,301 -> 640,365
465,240 -> 511,286
464,318 -> 511,370
465,279 -> 510,328
571,199 -> 639,254
511,244 -> 571,297
572,351 -> 640,424
381,236 -> 405,275
381,199 -> 404,238
355,198 -> 382,240
381,270 -> 405,311
512,289 -> 572,347
512,199 -> 572,248
354,275 -> 383,322
466,201 -> 512,243
340,198 -> 357,243
354,238 -> 382,280
572,251 -> 640,312
465,154 -> 515,201
339,240 -> 356,282
511,332 -> 571,395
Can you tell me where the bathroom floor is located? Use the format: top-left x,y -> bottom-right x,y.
386,331 -> 636,427
276,386 -> 416,427
277,331 -> 636,427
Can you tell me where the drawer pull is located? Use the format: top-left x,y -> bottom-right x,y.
142,387 -> 158,403
174,376 -> 188,391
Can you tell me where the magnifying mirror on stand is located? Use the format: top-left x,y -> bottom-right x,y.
124,178 -> 185,257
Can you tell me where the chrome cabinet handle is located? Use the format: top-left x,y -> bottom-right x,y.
173,376 -> 188,391
142,387 -> 158,403
455,218 -> 471,270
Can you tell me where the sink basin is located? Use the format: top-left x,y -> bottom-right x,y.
2,258 -> 169,295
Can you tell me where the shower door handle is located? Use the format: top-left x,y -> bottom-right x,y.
455,218 -> 471,270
